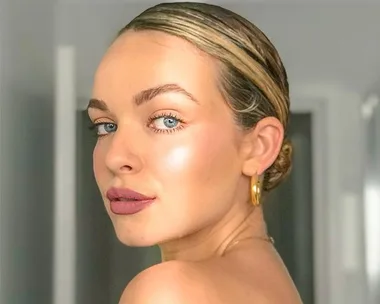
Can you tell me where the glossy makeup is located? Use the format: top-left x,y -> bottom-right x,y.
106,187 -> 156,215
88,30 -> 256,251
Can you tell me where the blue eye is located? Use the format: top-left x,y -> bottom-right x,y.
93,122 -> 117,136
152,115 -> 181,130
154,116 -> 179,129
148,112 -> 186,134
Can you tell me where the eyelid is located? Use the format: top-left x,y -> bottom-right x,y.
87,106 -> 115,119
92,116 -> 114,123
148,110 -> 184,121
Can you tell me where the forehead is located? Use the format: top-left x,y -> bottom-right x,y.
92,30 -> 219,101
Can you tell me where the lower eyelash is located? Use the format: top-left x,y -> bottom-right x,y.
151,124 -> 186,134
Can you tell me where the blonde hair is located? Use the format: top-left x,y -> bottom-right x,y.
117,2 -> 292,191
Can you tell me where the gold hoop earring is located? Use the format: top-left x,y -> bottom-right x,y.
251,178 -> 261,206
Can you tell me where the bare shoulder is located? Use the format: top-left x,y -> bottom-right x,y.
119,254 -> 302,304
118,260 -> 218,304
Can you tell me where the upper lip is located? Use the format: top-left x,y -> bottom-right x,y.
106,187 -> 155,201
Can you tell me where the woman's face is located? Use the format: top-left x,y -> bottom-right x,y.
89,31 -> 250,246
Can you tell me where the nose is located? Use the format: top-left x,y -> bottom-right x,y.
104,128 -> 143,175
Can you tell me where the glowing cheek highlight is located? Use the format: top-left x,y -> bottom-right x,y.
163,146 -> 192,171
157,133 -> 216,178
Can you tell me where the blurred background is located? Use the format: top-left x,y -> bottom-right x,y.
0,1 -> 380,303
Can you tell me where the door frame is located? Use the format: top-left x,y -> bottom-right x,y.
291,85 -> 366,304
53,45 -> 77,304
290,96 -> 329,304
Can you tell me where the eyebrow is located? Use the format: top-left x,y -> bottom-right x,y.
87,98 -> 109,112
134,83 -> 199,106
87,83 -> 199,111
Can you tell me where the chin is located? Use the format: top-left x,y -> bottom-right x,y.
110,219 -> 158,247
114,228 -> 157,247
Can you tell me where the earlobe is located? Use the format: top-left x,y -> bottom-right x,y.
241,117 -> 284,177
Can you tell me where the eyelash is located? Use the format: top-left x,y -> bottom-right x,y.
88,111 -> 186,137
147,112 -> 186,134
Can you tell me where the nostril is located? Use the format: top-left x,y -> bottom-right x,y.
120,165 -> 133,171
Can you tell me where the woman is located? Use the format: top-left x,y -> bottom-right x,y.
87,2 -> 301,303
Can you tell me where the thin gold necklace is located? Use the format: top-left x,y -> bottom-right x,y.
223,235 -> 275,255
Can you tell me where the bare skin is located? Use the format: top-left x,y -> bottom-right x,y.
88,30 -> 302,303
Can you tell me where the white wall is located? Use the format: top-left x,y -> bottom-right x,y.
0,1 -> 56,303
0,0 -> 10,300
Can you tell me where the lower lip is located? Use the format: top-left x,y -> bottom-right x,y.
110,199 -> 155,215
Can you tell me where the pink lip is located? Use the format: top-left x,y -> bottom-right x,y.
106,187 -> 155,215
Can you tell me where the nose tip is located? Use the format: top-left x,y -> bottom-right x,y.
104,132 -> 142,175
106,152 -> 140,175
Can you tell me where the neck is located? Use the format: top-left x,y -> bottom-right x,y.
158,203 -> 268,262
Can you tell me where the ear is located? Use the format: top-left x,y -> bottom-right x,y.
240,117 -> 284,176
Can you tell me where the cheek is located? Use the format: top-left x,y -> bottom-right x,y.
151,127 -> 239,194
